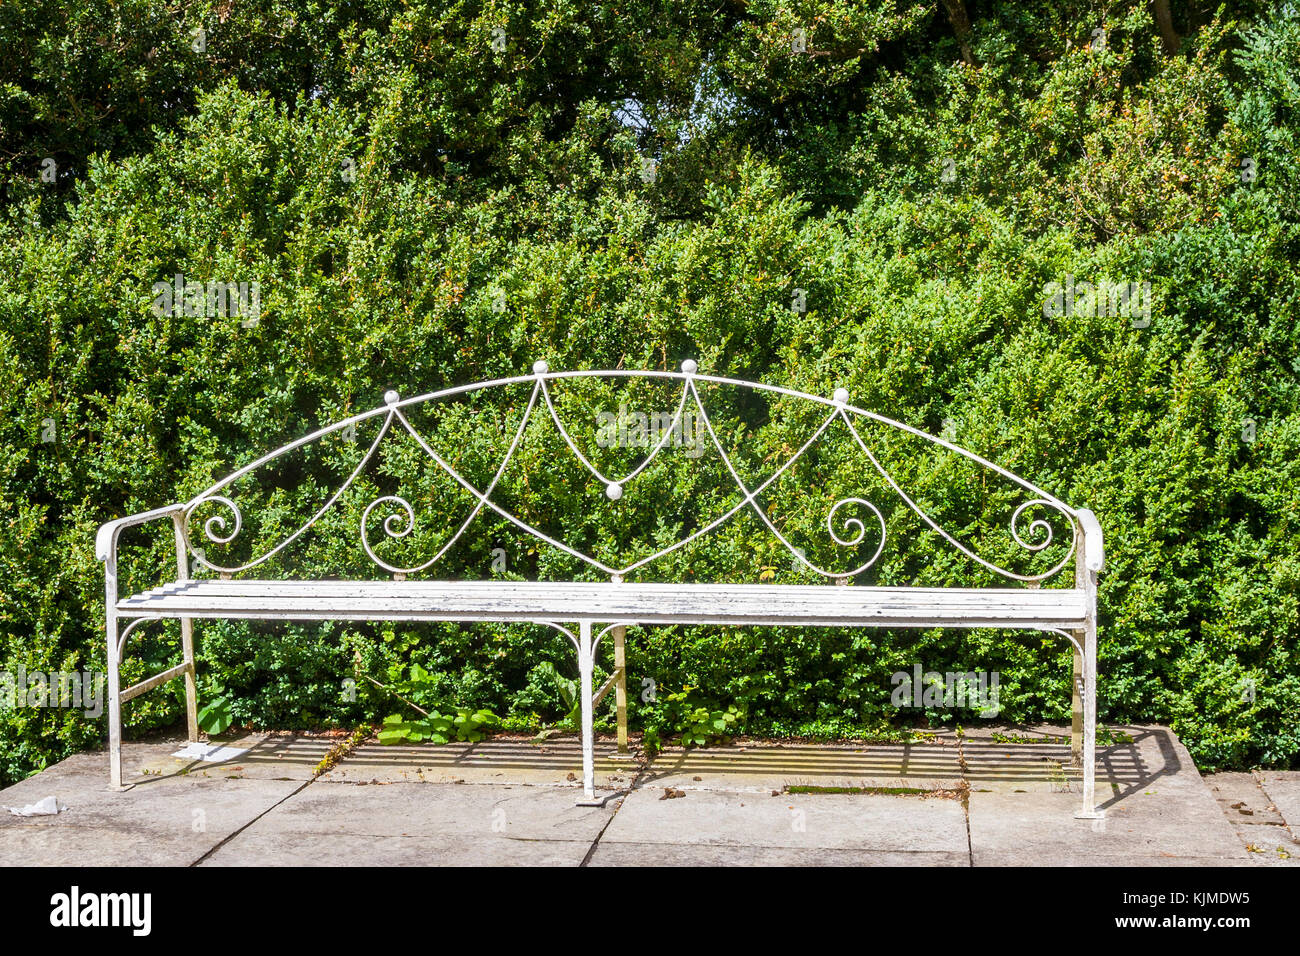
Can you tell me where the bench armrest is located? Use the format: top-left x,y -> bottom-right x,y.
95,504 -> 187,563
1075,508 -> 1104,573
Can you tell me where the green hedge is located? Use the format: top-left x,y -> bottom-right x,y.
2,0 -> 1298,784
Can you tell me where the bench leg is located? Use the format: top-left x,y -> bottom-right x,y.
180,617 -> 198,742
577,620 -> 597,803
105,599 -> 124,791
613,624 -> 628,754
1075,621 -> 1103,819
172,517 -> 199,743
1070,644 -> 1083,766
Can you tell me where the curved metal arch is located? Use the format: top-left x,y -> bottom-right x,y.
530,620 -> 580,653
539,376 -> 693,488
390,366 -> 1079,518
508,620 -> 639,658
177,362 -> 1081,583
115,617 -> 172,658
1038,626 -> 1086,659
592,622 -> 639,657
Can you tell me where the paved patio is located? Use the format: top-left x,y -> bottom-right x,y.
2,724 -> 1296,866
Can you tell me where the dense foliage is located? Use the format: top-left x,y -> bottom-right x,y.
2,0 -> 1298,784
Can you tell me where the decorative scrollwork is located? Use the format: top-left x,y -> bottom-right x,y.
360,495 -> 418,573
827,497 -> 877,548
180,410 -> 397,575
198,495 -> 242,544
825,497 -> 887,571
838,410 -> 1077,582
174,365 -> 1082,585
771,497 -> 887,579
1011,499 -> 1060,552
183,494 -> 245,573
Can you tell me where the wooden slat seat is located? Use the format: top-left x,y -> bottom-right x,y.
119,579 -> 1087,630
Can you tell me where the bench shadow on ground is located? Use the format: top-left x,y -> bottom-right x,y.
961,725 -> 1171,809
636,739 -> 963,790
632,727 -> 1163,798
129,734 -> 334,785
128,725 -> 1174,810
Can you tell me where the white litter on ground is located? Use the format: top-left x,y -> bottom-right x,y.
7,795 -> 65,816
172,742 -> 249,762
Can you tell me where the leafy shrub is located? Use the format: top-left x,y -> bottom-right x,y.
377,708 -> 501,746
1,0 -> 1298,785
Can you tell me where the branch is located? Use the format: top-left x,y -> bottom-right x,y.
1151,0 -> 1181,55
939,0 -> 978,66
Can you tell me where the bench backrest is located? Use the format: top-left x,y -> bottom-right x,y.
167,362 -> 1099,587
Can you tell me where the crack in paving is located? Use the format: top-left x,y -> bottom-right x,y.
188,728 -> 378,866
1254,771 -> 1300,847
579,754 -> 647,867
955,732 -> 973,866
1208,770 -> 1300,864
188,775 -> 321,867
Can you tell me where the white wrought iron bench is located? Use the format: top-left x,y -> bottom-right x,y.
97,361 -> 1106,817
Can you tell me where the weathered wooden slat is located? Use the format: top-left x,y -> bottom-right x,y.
120,581 -> 1080,601
117,579 -> 1086,628
120,597 -> 1080,617
139,579 -> 1078,597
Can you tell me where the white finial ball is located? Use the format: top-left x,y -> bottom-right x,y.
833,387 -> 849,404
384,390 -> 400,406
605,482 -> 623,501
533,360 -> 549,374
681,359 -> 698,374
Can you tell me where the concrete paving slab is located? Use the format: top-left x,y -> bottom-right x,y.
1207,772 -> 1285,823
600,787 -> 968,853
1221,822 -> 1299,865
962,745 -> 1078,793
231,778 -> 618,838
202,829 -> 597,866
968,725 -> 1253,865
638,740 -> 962,792
971,848 -> 1255,867
2,724 -> 1260,866
969,786 -> 1246,865
324,735 -> 638,789
9,735 -> 179,787
0,744 -> 303,866
587,842 -> 970,866
199,781 -> 615,866
1201,772 -> 1297,866
1256,771 -> 1300,842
